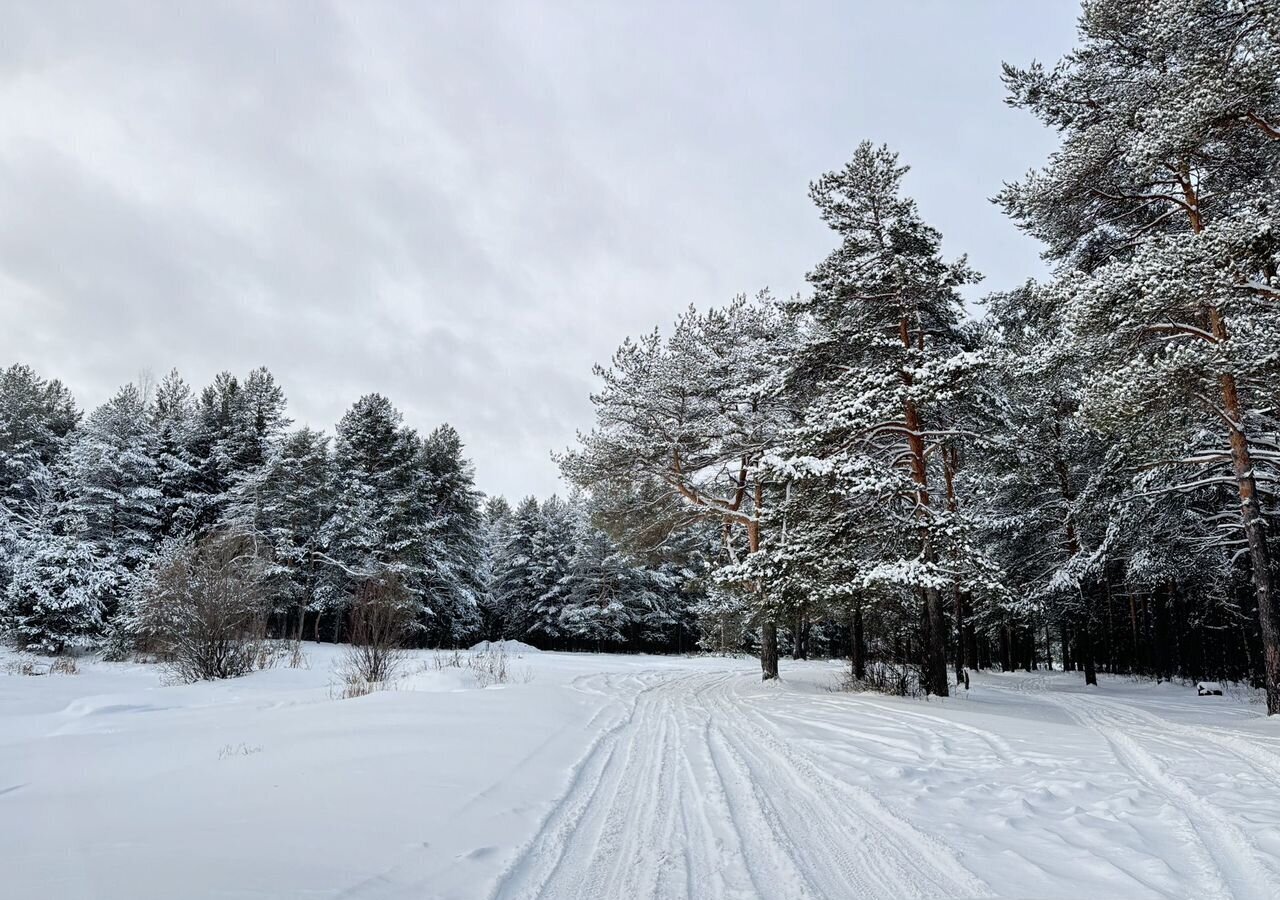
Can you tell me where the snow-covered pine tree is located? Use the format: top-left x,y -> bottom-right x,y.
478,495 -> 513,639
970,283 -> 1116,683
773,142 -> 980,696
553,517 -> 647,650
60,382 -> 163,617
999,0 -> 1280,711
329,395 -> 425,618
223,427 -> 338,640
188,372 -> 248,530
3,514 -> 114,653
560,292 -> 796,679
189,369 -> 290,532
0,364 -> 79,608
586,477 -> 712,653
242,367 -> 290,469
490,496 -> 544,641
416,424 -> 484,644
0,364 -> 79,511
150,370 -> 201,536
521,494 -> 578,644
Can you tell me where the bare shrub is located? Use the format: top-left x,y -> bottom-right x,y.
426,644 -> 529,687
287,640 -> 310,670
48,655 -> 79,675
1,656 -> 38,676
839,661 -> 923,698
470,643 -> 509,687
253,641 -> 285,672
135,532 -> 271,683
431,647 -> 464,671
337,577 -> 413,694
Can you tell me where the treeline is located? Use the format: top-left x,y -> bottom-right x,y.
0,365 -> 713,657
561,0 -> 1280,712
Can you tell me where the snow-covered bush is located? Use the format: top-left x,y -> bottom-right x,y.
131,531 -> 270,683
2,529 -> 114,653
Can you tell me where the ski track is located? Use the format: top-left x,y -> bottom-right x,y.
490,669 -> 991,900
991,676 -> 1280,900
491,666 -> 1280,900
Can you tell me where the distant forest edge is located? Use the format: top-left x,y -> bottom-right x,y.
0,365 -> 710,658
4,1 -> 1280,712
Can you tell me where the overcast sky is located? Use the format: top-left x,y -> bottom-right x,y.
0,0 -> 1080,500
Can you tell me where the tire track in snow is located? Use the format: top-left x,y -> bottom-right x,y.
1044,690 -> 1280,900
791,695 -> 1019,766
714,678 -> 992,899
491,667 -> 992,899
487,672 -> 660,900
1076,693 -> 1280,795
491,672 -> 738,900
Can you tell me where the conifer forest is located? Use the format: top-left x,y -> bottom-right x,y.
6,3 -> 1280,898
7,0 -> 1280,710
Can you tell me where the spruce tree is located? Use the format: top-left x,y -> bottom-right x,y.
417,424 -> 484,643
491,496 -> 544,640
60,383 -> 163,617
224,427 -> 338,639
150,370 -> 200,536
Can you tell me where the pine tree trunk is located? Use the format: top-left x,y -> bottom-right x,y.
1219,374 -> 1280,713
1172,180 -> 1280,711
900,320 -> 947,697
923,584 -> 950,695
1129,593 -> 1140,673
954,587 -> 966,683
761,620 -> 779,681
851,604 -> 866,681
746,503 -> 779,682
792,612 -> 809,660
1080,603 -> 1098,686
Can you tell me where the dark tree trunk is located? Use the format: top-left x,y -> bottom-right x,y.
923,585 -> 950,696
1237,469 -> 1280,713
999,625 -> 1013,672
1129,592 -> 1140,674
1080,605 -> 1098,686
852,605 -> 866,680
761,620 -> 779,680
792,612 -> 810,660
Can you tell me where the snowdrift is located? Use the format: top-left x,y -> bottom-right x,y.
468,639 -> 540,654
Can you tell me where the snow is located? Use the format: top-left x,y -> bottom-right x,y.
3,648 -> 1280,899
468,639 -> 540,655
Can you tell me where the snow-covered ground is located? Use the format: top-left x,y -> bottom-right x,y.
3,645 -> 1279,899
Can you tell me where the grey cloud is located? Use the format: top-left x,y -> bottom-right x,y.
0,0 -> 1080,499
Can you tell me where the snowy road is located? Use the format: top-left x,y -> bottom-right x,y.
4,646 -> 1280,899
493,670 -> 987,900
